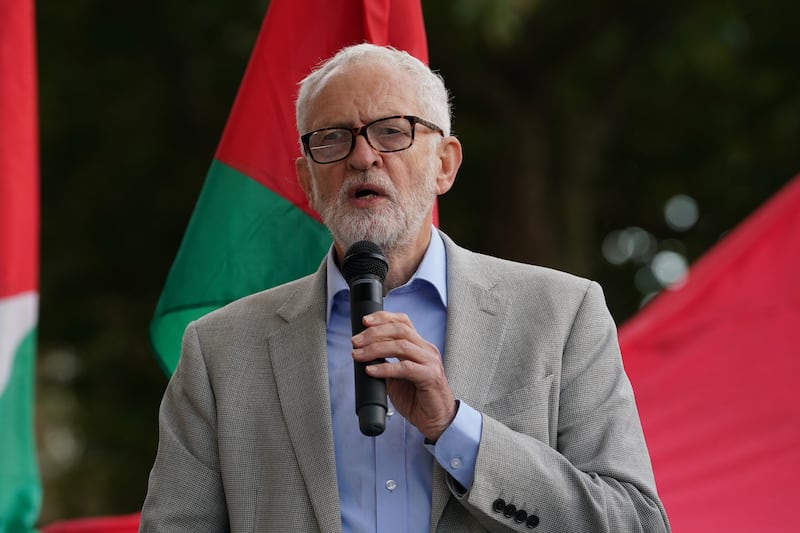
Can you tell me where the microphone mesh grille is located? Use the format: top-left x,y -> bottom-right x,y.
342,241 -> 388,284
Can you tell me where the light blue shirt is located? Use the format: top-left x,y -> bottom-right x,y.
325,228 -> 482,533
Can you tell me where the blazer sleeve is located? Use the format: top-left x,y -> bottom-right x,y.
452,281 -> 670,532
139,321 -> 230,533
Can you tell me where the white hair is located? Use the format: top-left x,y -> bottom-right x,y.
295,43 -> 452,138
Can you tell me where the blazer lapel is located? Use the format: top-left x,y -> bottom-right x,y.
430,233 -> 510,529
269,265 -> 342,532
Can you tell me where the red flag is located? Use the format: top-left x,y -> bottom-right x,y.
41,514 -> 141,533
0,0 -> 39,296
620,175 -> 800,532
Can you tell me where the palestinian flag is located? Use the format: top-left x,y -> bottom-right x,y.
149,0 -> 430,374
0,0 -> 42,529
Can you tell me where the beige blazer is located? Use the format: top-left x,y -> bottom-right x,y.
140,232 -> 670,532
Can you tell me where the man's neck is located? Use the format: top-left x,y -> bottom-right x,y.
380,225 -> 435,292
334,227 -> 434,293
382,245 -> 423,292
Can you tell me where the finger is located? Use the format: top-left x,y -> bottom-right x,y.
362,310 -> 412,327
364,357 -> 442,385
352,337 -> 417,361
365,356 -> 448,395
363,358 -> 410,375
352,318 -> 418,347
353,336 -> 440,366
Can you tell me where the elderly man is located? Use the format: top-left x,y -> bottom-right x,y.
140,43 -> 670,532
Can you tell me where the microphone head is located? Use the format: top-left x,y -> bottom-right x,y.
342,241 -> 389,285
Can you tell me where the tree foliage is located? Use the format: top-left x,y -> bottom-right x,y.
34,0 -> 798,523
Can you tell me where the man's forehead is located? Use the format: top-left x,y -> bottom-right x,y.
317,61 -> 411,96
306,63 -> 418,126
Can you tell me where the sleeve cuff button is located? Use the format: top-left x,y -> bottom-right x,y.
492,498 -> 505,513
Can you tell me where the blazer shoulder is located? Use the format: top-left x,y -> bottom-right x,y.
447,238 -> 593,295
194,270 -> 322,331
441,234 -> 611,329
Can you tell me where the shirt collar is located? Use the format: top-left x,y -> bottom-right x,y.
325,227 -> 448,323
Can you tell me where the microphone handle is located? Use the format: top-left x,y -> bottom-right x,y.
350,277 -> 387,436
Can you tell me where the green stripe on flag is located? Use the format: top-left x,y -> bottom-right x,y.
0,328 -> 41,533
149,159 -> 331,374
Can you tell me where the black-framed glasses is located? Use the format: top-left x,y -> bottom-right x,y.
300,115 -> 444,164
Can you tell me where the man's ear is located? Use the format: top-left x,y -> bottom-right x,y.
296,156 -> 313,203
434,136 -> 463,195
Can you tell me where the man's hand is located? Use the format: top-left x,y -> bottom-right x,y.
351,310 -> 456,441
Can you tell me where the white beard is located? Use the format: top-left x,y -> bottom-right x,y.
310,162 -> 438,254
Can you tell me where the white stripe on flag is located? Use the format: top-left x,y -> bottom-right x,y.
0,291 -> 38,394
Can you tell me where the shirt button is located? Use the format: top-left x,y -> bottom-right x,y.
385,479 -> 397,491
387,408 -> 395,417
450,457 -> 462,469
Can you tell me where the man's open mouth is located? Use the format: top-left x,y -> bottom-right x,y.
354,188 -> 379,199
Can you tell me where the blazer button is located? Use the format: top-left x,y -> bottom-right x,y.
503,504 -> 517,518
514,509 -> 528,523
492,498 -> 506,513
526,514 -> 540,529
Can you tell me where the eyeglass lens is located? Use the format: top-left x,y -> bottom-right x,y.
307,117 -> 414,163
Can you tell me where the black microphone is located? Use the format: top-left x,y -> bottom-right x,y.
342,240 -> 389,436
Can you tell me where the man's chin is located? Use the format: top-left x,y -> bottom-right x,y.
334,227 -> 403,253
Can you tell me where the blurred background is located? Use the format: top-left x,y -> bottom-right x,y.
34,0 -> 798,524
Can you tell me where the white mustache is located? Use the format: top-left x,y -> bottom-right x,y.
339,171 -> 397,203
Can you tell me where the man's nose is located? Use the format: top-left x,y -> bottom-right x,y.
347,133 -> 382,170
